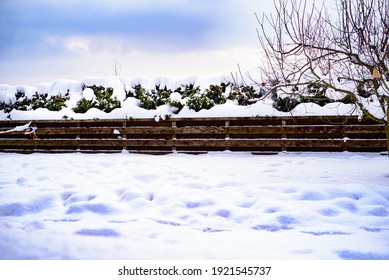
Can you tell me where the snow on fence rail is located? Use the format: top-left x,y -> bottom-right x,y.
0,116 -> 386,154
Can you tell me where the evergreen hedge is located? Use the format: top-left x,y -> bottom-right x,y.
0,81 -> 356,116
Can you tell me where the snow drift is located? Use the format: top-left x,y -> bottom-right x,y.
0,152 -> 388,259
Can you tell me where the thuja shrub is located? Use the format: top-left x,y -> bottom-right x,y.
0,90 -> 70,113
228,85 -> 263,106
273,96 -> 301,112
186,92 -> 215,112
271,82 -> 355,112
31,92 -> 70,111
74,98 -> 95,114
74,85 -> 120,113
126,84 -> 171,110
185,83 -> 231,112
174,84 -> 201,99
44,92 -> 70,111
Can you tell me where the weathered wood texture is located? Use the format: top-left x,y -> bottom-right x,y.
0,116 -> 386,153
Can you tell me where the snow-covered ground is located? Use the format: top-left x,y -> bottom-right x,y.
0,152 -> 388,260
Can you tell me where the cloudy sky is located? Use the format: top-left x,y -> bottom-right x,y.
0,0 -> 276,85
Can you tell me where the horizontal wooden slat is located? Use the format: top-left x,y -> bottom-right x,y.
33,127 -> 173,135
5,124 -> 384,137
0,139 -> 172,147
1,139 -> 385,151
228,125 -> 385,135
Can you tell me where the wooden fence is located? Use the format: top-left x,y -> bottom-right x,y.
0,116 -> 386,154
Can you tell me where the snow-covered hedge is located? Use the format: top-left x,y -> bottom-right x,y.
0,76 -> 359,121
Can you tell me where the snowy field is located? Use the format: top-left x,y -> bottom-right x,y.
0,152 -> 388,260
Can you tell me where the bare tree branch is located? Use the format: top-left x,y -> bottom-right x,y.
257,0 -> 389,153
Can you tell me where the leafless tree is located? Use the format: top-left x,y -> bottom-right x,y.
257,0 -> 389,153
112,59 -> 122,76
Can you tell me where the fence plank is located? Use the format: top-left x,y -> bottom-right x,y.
228,125 -> 385,135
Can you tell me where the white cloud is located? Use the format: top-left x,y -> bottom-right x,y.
0,43 -> 264,86
31,0 -> 213,13
0,0 -> 273,85
64,37 -> 90,53
43,36 -> 90,53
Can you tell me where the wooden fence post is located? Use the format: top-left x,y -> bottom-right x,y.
282,119 -> 287,152
225,120 -> 230,151
76,121 -> 81,151
122,120 -> 127,151
172,121 -> 177,152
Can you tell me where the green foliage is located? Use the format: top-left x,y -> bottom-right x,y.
0,90 -> 28,113
0,90 -> 70,113
0,80 -> 361,116
31,92 -> 48,110
0,100 -> 14,113
154,85 -> 172,101
273,96 -> 301,112
186,93 -> 215,112
300,93 -> 332,107
185,83 -> 231,112
73,86 -> 120,113
271,82 -> 354,112
13,90 -> 30,111
166,96 -> 183,112
130,84 -> 181,111
228,85 -> 260,105
130,84 -> 147,99
206,84 -> 228,105
74,98 -> 95,114
298,83 -> 330,106
45,92 -> 70,111
174,84 -> 201,99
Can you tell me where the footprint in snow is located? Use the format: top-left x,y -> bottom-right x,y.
62,184 -> 75,189
16,177 -> 27,186
63,193 -> 96,206
318,208 -> 340,217
0,196 -> 55,216
298,191 -> 327,201
75,228 -> 119,237
133,174 -> 159,183
23,221 -> 45,232
301,231 -> 351,236
337,250 -> 389,260
66,203 -> 115,215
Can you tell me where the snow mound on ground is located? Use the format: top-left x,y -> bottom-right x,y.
0,152 -> 388,259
